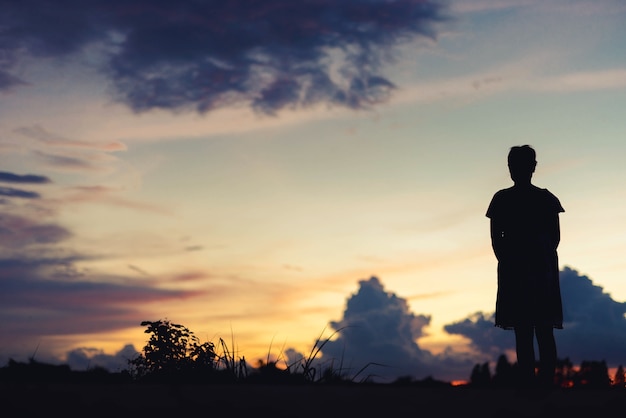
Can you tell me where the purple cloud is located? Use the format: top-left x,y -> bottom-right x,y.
0,254 -> 204,342
0,213 -> 71,248
0,171 -> 51,184
0,209 -> 205,367
304,276 -> 476,383
0,171 -> 51,201
65,344 -> 140,372
0,187 -> 41,199
444,267 -> 626,367
0,0 -> 447,114
0,70 -> 26,90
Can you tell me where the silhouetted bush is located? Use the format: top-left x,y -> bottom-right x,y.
470,362 -> 492,387
467,355 -> 623,390
573,360 -> 611,389
127,319 -> 223,383
492,354 -> 516,388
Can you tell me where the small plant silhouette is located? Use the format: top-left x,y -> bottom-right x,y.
128,319 -> 217,381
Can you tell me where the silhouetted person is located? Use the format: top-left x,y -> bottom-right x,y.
486,145 -> 564,393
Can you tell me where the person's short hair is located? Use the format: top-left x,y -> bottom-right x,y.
508,145 -> 536,168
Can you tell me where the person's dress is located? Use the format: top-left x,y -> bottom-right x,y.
486,185 -> 565,329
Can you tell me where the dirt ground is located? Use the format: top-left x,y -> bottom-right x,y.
2,383 -> 625,417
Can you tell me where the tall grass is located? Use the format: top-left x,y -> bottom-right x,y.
200,325 -> 384,384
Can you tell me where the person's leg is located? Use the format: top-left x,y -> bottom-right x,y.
514,326 -> 536,389
535,325 -> 557,388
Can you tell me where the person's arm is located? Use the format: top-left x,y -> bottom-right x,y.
550,213 -> 561,251
546,191 -> 563,251
490,217 -> 505,261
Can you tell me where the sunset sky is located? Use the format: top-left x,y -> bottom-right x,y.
1,0 -> 626,383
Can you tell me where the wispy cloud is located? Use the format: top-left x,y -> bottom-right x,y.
451,0 -> 539,14
0,253 -> 206,342
127,264 -> 150,277
0,199 -> 205,365
0,171 -> 51,184
451,0 -> 626,16
0,170 -> 51,201
0,70 -> 27,90
529,70 -> 626,93
0,213 -> 71,248
0,187 -> 41,199
62,185 -> 173,215
0,0 -> 448,114
394,66 -> 626,108
31,151 -> 90,171
14,125 -> 127,151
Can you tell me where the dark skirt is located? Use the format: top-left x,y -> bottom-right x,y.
495,253 -> 563,330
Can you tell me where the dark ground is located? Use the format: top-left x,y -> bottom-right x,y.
2,382 -> 625,417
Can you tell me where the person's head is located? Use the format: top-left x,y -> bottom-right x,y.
507,145 -> 536,184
